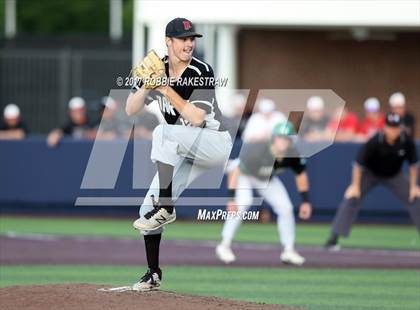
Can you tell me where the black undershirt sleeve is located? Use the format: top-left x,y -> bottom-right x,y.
290,157 -> 307,175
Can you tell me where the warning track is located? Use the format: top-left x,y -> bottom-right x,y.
1,234 -> 419,269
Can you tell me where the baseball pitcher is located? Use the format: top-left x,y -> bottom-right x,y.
126,17 -> 232,291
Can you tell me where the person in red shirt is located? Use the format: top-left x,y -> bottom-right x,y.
327,106 -> 359,142
358,97 -> 385,141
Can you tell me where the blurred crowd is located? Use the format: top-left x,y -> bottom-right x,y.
0,91 -> 417,144
227,91 -> 416,143
0,96 -> 160,147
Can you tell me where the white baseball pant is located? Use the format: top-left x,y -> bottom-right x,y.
139,124 -> 232,235
221,173 -> 296,251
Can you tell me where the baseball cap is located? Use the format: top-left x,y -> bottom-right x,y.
389,92 -> 405,107
4,103 -> 20,119
364,97 -> 380,112
385,112 -> 401,127
272,121 -> 296,138
307,96 -> 325,111
258,98 -> 275,114
68,97 -> 86,110
165,18 -> 202,38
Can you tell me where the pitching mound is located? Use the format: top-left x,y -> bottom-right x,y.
0,284 -> 303,310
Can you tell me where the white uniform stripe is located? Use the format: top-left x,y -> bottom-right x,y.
190,100 -> 213,108
187,64 -> 202,76
193,57 -> 210,72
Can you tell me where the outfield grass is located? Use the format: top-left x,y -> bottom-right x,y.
0,265 -> 418,310
1,216 -> 419,250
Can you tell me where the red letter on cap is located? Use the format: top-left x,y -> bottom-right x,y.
183,21 -> 192,30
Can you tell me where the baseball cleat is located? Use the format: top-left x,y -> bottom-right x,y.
280,250 -> 305,266
132,269 -> 162,292
325,235 -> 341,252
215,243 -> 236,264
133,207 -> 176,230
133,197 -> 176,231
325,243 -> 341,252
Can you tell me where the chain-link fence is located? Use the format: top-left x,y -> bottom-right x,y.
0,49 -> 131,133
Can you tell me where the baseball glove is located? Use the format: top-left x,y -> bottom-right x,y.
132,50 -> 166,89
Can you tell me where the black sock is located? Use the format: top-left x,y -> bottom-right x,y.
157,162 -> 174,213
144,234 -> 161,273
329,234 -> 339,244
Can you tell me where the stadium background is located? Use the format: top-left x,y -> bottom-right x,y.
0,1 -> 419,310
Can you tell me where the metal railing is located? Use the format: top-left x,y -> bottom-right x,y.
0,48 -> 131,133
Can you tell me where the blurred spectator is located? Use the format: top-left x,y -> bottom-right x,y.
300,96 -> 330,141
327,107 -> 359,142
0,104 -> 28,140
242,98 -> 286,143
389,92 -> 416,138
358,97 -> 385,140
47,97 -> 96,147
220,93 -> 249,139
95,96 -> 123,140
131,108 -> 160,140
227,93 -> 249,139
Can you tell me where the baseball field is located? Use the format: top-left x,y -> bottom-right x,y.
1,216 -> 419,310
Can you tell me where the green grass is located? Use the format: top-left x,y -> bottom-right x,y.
1,216 -> 419,250
0,265 -> 419,310
1,217 -> 419,309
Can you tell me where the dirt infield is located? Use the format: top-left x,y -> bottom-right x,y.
0,284 -> 302,310
1,234 -> 419,269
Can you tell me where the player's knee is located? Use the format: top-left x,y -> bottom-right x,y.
276,205 -> 293,217
236,197 -> 252,208
236,205 -> 251,213
347,198 -> 361,208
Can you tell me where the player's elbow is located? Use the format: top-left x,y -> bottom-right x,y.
125,106 -> 135,117
295,171 -> 306,182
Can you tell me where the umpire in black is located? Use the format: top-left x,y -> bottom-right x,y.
326,112 -> 420,249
